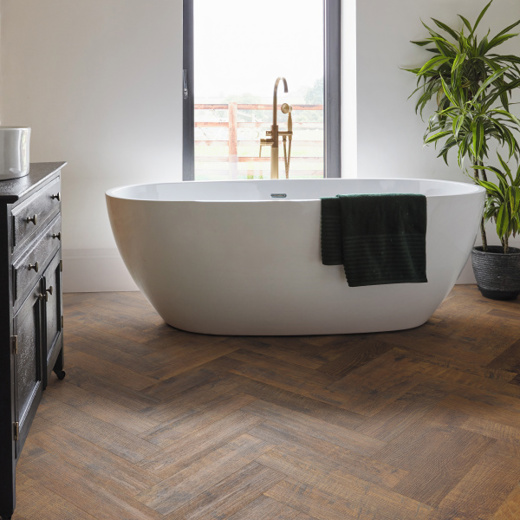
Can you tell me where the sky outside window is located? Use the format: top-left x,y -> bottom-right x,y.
194,0 -> 323,103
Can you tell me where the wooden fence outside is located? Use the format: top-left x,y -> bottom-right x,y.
194,103 -> 324,180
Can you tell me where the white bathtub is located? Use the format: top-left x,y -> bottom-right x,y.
106,178 -> 484,336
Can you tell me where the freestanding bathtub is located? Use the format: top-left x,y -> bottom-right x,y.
106,178 -> 485,336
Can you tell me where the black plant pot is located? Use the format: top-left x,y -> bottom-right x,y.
471,246 -> 520,300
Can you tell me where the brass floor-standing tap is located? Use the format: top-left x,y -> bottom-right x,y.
260,77 -> 293,179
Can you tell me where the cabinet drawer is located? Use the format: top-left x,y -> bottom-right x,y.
11,176 -> 61,253
12,216 -> 61,308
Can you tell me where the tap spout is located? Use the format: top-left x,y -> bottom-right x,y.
273,77 -> 288,127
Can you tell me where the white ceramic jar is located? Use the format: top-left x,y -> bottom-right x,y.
0,127 -> 31,180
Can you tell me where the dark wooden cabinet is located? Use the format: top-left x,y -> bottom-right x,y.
12,284 -> 43,460
0,163 -> 66,520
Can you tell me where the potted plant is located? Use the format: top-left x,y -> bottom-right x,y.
472,156 -> 520,299
406,0 -> 520,299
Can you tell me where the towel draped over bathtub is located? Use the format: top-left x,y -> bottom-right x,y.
321,194 -> 428,287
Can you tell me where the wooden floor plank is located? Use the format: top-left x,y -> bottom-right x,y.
36,398 -> 158,464
227,372 -> 365,430
143,393 -> 256,446
265,479 -> 432,520
24,425 -> 161,496
60,363 -> 162,413
250,421 -> 407,488
258,447 -> 431,519
389,427 -> 493,507
242,399 -> 385,455
227,494 -> 311,520
138,410 -> 263,479
492,484 -> 520,520
45,379 -> 160,435
354,381 -> 448,442
14,478 -> 97,520
317,336 -> 393,379
63,350 -> 158,392
136,434 -> 271,515
436,445 -> 520,520
164,461 -> 284,520
226,349 -> 348,407
236,335 -> 348,370
142,374 -> 250,426
10,286 -> 520,520
487,339 -> 520,373
327,348 -> 443,416
19,452 -> 163,520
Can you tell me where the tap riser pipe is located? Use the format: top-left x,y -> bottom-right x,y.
271,147 -> 279,179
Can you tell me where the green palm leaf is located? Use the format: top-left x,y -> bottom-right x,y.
471,0 -> 494,36
458,15 -> 473,34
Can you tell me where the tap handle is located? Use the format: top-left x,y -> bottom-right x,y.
260,138 -> 273,154
259,139 -> 268,157
281,103 -> 292,133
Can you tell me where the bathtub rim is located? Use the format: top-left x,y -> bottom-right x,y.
106,177 -> 485,202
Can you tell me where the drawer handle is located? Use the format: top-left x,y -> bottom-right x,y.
51,192 -> 61,201
39,287 -> 53,302
51,232 -> 61,241
28,262 -> 39,272
25,215 -> 38,225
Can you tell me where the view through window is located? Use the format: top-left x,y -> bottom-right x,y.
192,0 -> 324,180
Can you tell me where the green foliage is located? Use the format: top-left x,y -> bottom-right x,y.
475,155 -> 520,252
407,0 -> 520,124
406,0 -> 520,252
423,75 -> 520,168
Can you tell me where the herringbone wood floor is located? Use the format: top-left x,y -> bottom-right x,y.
12,285 -> 520,519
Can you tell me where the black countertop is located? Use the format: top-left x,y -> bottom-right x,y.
0,162 -> 67,203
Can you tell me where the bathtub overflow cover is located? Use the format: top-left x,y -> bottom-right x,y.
271,193 -> 287,199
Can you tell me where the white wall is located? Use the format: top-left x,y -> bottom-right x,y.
356,0 -> 520,272
0,0 -> 183,291
357,0 -> 520,182
1,0 -> 518,291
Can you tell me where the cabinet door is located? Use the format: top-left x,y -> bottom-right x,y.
13,288 -> 43,459
42,252 -> 62,386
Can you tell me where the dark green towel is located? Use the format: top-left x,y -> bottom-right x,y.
321,194 -> 428,287
321,197 -> 344,265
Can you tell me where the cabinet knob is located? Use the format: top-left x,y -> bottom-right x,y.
25,215 -> 37,225
28,262 -> 39,272
46,286 -> 54,297
51,192 -> 61,201
39,292 -> 48,302
51,232 -> 61,241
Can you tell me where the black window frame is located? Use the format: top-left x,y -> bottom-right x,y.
182,0 -> 341,180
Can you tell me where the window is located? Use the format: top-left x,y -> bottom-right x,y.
183,0 -> 340,180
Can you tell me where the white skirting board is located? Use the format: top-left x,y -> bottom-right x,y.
62,249 -> 138,293
456,256 -> 477,284
62,248 -> 476,293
